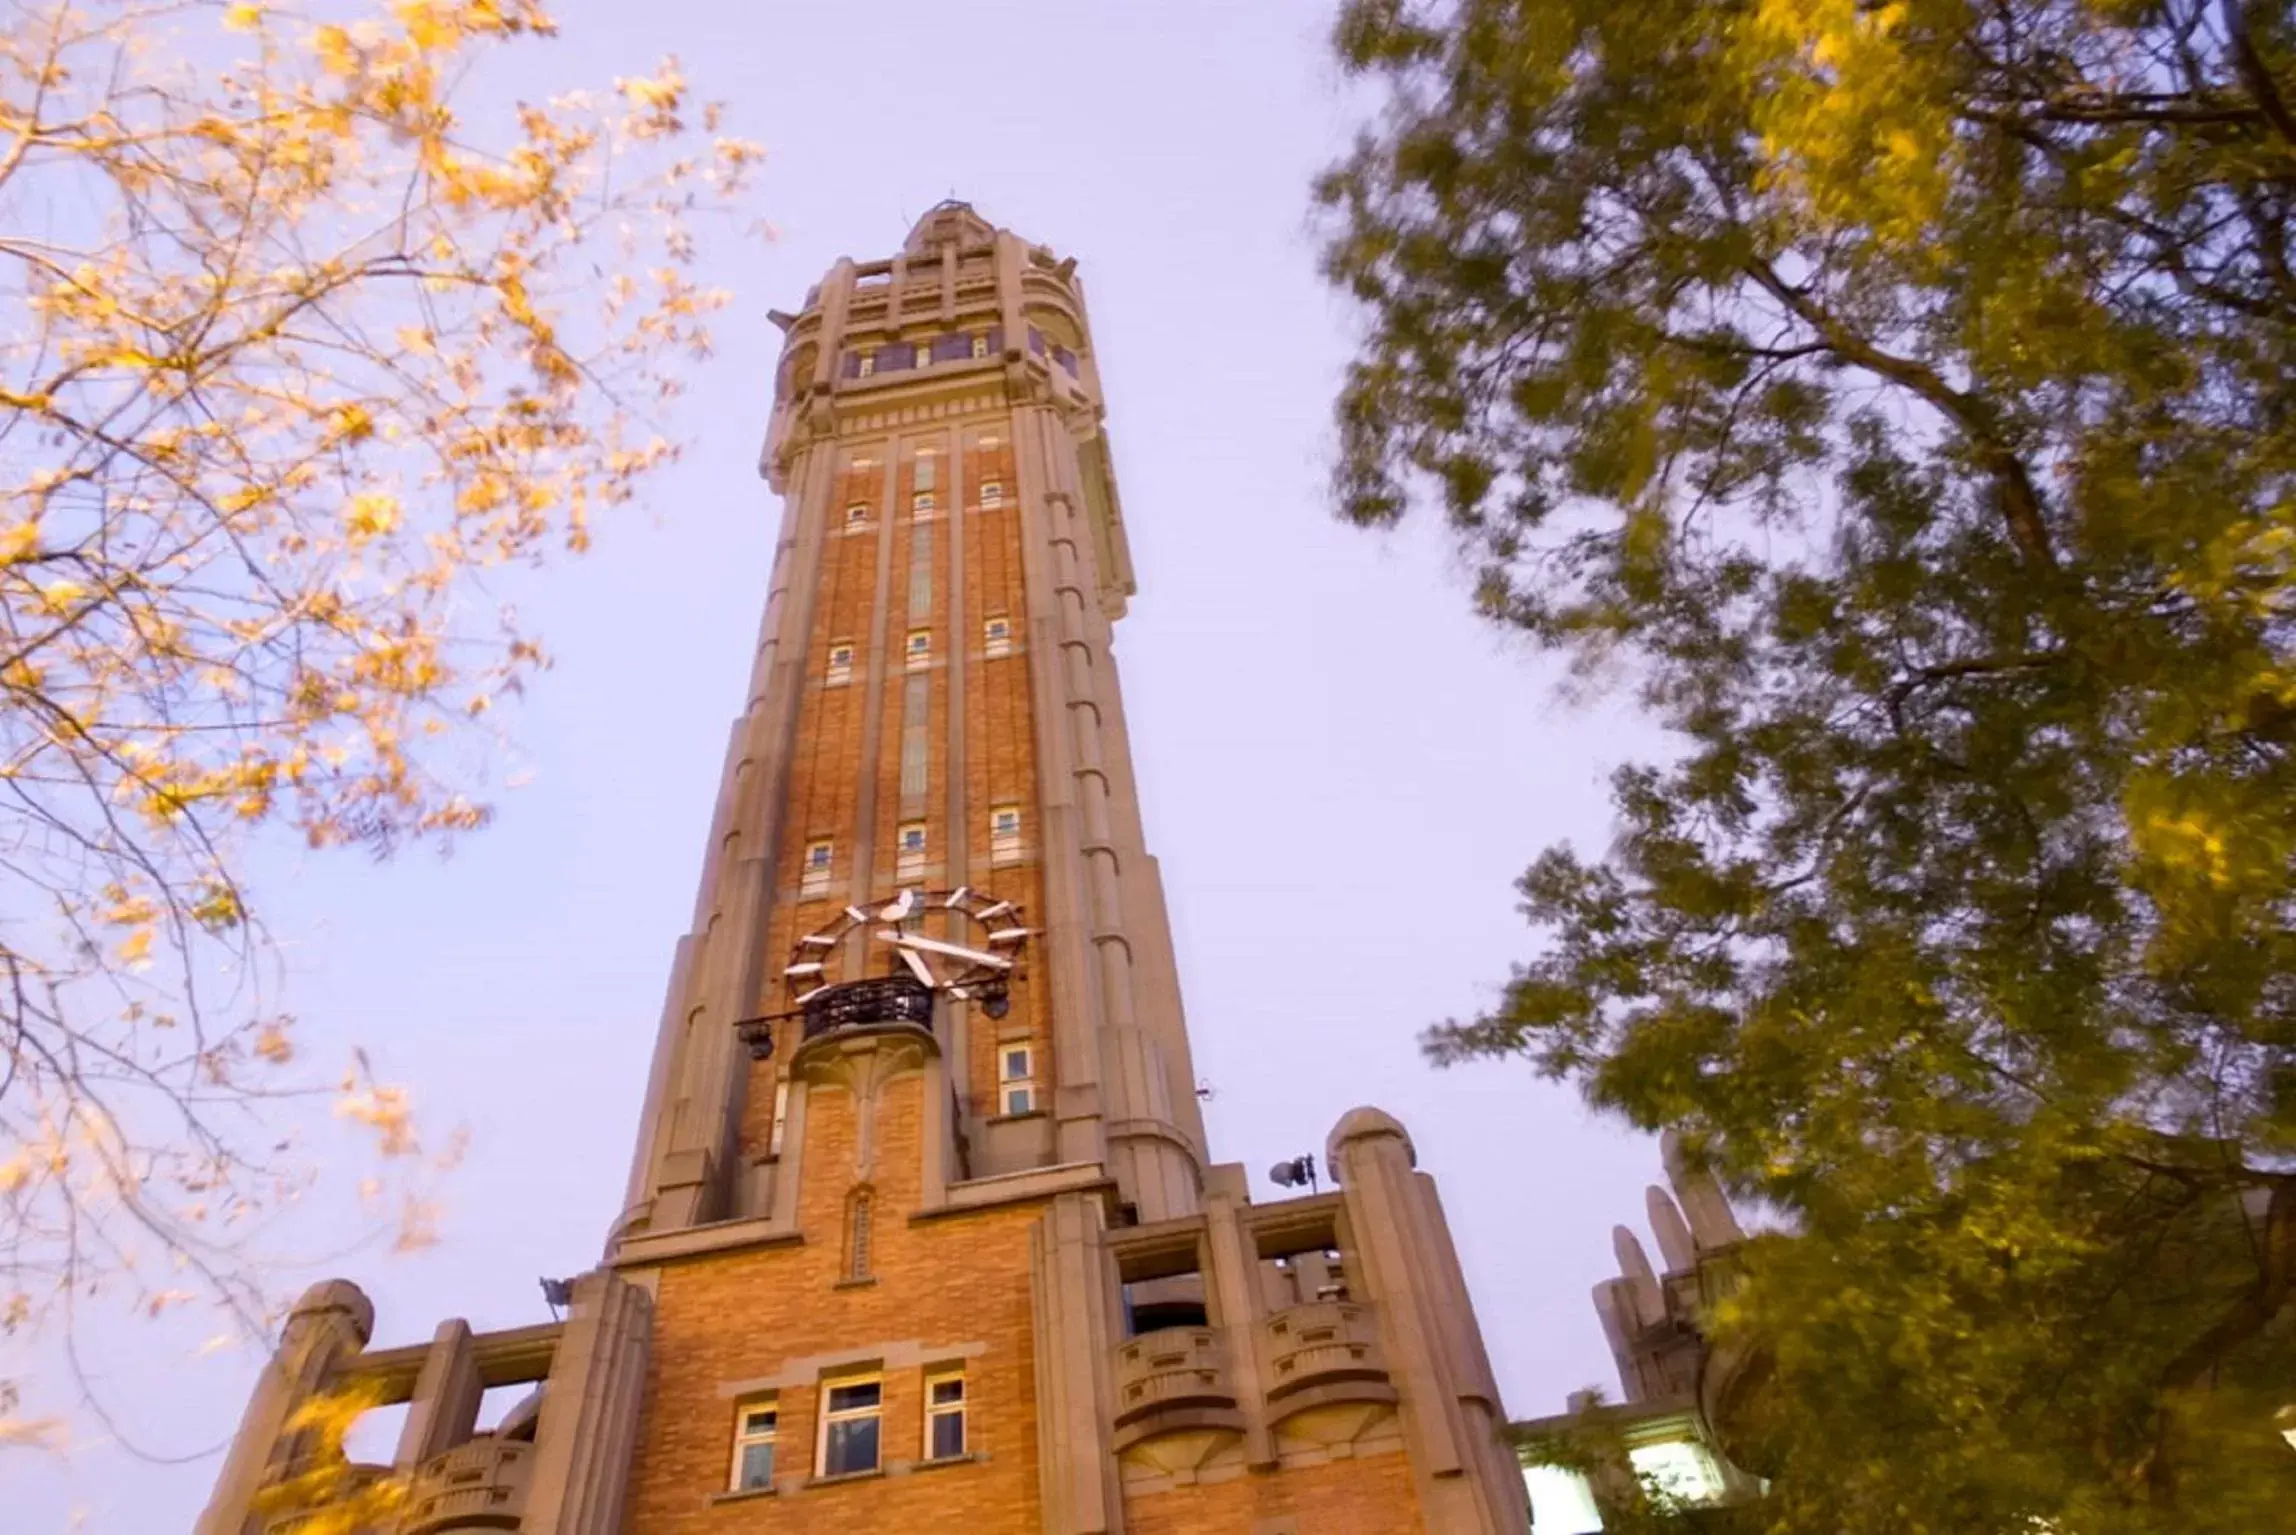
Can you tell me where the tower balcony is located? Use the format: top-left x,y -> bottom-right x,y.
394,1436 -> 533,1533
1111,1326 -> 1242,1447
800,975 -> 934,1043
1260,1300 -> 1393,1413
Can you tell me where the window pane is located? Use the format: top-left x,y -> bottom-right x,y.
737,1439 -> 775,1489
1005,1086 -> 1033,1115
930,1410 -> 965,1460
930,1378 -> 964,1405
824,1415 -> 880,1475
1003,1048 -> 1028,1079
827,1381 -> 881,1412
743,1407 -> 778,1433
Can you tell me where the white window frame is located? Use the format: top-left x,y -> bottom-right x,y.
856,352 -> 875,378
826,643 -> 854,687
800,840 -> 833,898
969,333 -> 989,359
816,1376 -> 883,1479
844,502 -> 869,530
905,630 -> 932,671
730,1398 -> 778,1492
983,616 -> 1012,658
924,1371 -> 967,1462
912,489 -> 937,518
896,821 -> 927,881
979,479 -> 1004,508
913,342 -> 931,369
999,1040 -> 1036,1116
989,805 -> 1022,865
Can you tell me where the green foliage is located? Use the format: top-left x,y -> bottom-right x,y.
1322,0 -> 2296,1528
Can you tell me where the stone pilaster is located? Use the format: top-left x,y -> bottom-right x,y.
194,1280 -> 375,1535
1328,1108 -> 1531,1534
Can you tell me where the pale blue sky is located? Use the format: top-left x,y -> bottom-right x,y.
9,3 -> 1669,1526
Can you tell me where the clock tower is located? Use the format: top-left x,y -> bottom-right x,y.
199,205 -> 1531,1535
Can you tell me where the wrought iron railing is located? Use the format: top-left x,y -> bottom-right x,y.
800,974 -> 934,1040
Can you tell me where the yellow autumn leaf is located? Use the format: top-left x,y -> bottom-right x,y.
222,2 -> 262,31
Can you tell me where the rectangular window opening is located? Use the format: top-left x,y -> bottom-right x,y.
826,642 -> 854,687
989,805 -> 1023,865
905,630 -> 932,670
925,1372 -> 966,1461
983,616 -> 1012,658
730,1399 -> 778,1492
817,1377 -> 882,1478
998,1040 -> 1035,1117
896,821 -> 927,881
979,480 -> 1004,508
800,840 -> 834,899
844,502 -> 869,529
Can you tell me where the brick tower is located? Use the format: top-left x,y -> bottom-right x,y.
198,205 -> 1532,1535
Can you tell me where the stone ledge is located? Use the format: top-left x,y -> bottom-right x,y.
608,1215 -> 805,1269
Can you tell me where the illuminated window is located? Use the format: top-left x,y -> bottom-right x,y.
825,643 -> 854,687
729,1400 -> 778,1492
905,630 -> 931,670
1522,1463 -> 1604,1534
983,616 -> 1012,658
800,840 -> 833,899
979,480 -> 1004,508
914,343 -> 931,369
816,1377 -> 882,1478
969,333 -> 989,359
896,822 -> 927,881
924,1372 -> 967,1461
999,1041 -> 1035,1116
1628,1437 -> 1726,1506
856,352 -> 875,378
989,805 -> 1022,865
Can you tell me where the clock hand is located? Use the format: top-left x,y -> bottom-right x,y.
872,929 -> 943,988
883,931 -> 1013,971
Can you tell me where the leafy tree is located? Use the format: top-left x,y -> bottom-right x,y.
0,0 -> 754,1443
1321,0 -> 2296,1527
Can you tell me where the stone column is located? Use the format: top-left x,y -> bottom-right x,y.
394,1318 -> 482,1465
523,1271 -> 654,1535
1327,1108 -> 1530,1535
1030,1189 -> 1125,1534
194,1280 -> 375,1535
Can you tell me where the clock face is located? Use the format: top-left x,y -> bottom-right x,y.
783,886 -> 1030,1010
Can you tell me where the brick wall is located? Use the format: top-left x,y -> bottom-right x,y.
1122,1448 -> 1431,1535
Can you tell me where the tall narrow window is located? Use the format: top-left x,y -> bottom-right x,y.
843,1186 -> 873,1281
816,1377 -> 882,1478
990,805 -> 1022,864
983,616 -> 1012,658
978,480 -> 1004,508
856,352 -> 875,378
768,1077 -> 791,1157
905,630 -> 932,670
969,332 -> 989,359
896,822 -> 927,881
924,1372 -> 967,1461
999,1041 -> 1036,1116
825,643 -> 854,687
730,1400 -> 778,1491
913,342 -> 931,369
800,840 -> 833,899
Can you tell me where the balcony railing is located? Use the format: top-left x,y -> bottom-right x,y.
801,975 -> 934,1041
1112,1326 -> 1236,1426
396,1436 -> 533,1534
1260,1301 -> 1388,1402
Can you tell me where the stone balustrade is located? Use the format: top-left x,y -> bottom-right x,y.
1111,1325 -> 1236,1427
1260,1300 -> 1389,1403
395,1435 -> 533,1534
